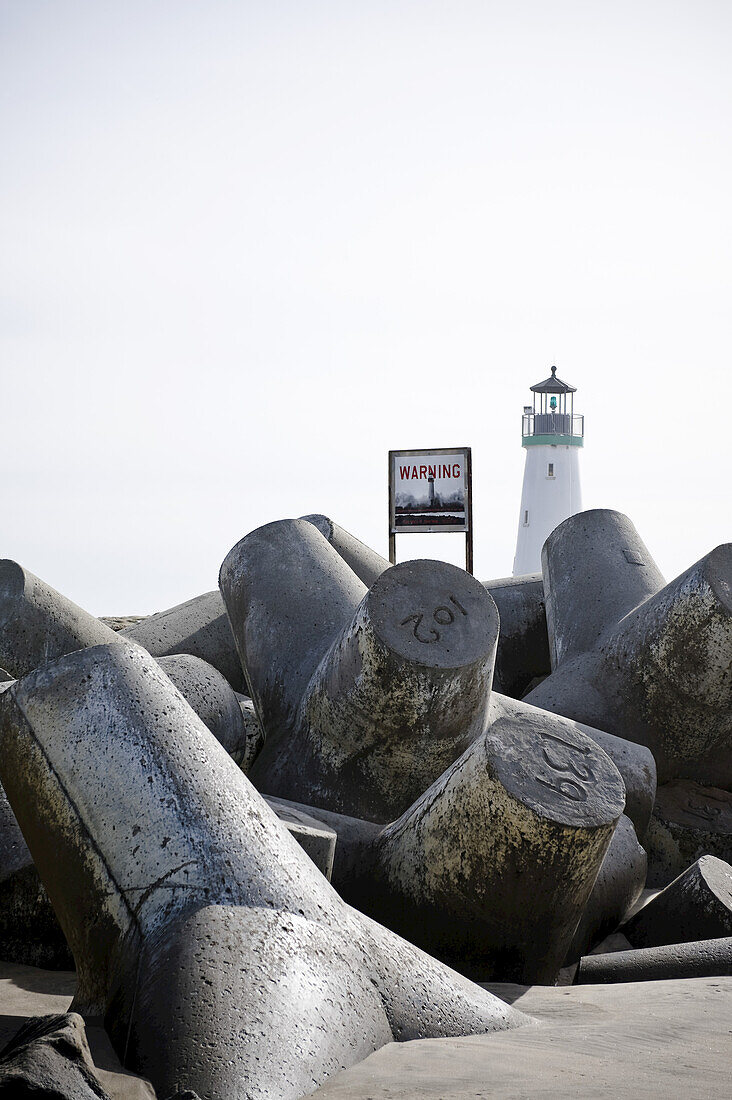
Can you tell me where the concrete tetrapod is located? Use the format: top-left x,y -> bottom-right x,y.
0,643 -> 528,1100
493,695 -> 655,842
300,515 -> 390,588
121,590 -> 246,693
232,694 -> 266,774
525,511 -> 732,785
556,715 -> 656,841
0,785 -> 72,968
265,797 -> 337,880
297,559 -> 499,821
575,937 -> 732,983
156,654 -> 247,760
0,653 -> 252,972
481,575 -> 551,699
564,813 -> 647,963
270,693 -> 626,983
540,509 -> 666,669
0,778 -> 330,975
221,520 -> 499,822
623,855 -> 732,948
249,680 -> 654,858
0,561 -> 121,677
299,516 -> 553,702
220,520 -> 367,759
644,781 -> 732,887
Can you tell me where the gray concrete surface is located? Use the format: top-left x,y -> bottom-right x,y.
576,937 -> 732,983
358,700 -> 624,982
311,976 -> 732,1099
482,574 -> 551,698
624,855 -> 732,947
156,654 -> 247,758
526,516 -> 732,786
232,694 -> 265,774
0,642 -> 527,1099
220,519 -> 368,759
275,699 -> 625,984
494,694 -> 656,841
301,514 -> 390,587
299,519 -> 553,703
0,560 -> 121,677
565,814 -> 646,963
645,780 -> 732,887
541,509 -> 665,669
224,521 -> 501,823
264,796 -> 337,880
121,590 -> 246,693
272,557 -> 499,821
0,651 -> 255,975
0,787 -> 71,969
100,617 -> 146,633
1,962 -> 730,1099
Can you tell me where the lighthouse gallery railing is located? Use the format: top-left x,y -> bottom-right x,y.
522,412 -> 584,439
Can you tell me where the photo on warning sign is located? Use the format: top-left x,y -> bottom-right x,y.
389,447 -> 470,533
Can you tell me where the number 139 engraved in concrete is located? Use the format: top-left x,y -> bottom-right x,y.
536,730 -> 595,802
400,595 -> 468,644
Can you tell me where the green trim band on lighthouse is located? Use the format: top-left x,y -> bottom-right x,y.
513,366 -> 584,576
523,434 -> 583,447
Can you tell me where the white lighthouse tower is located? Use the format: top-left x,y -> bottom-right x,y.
512,365 -> 584,576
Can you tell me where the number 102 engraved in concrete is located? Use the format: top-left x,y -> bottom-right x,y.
400,595 -> 468,644
536,730 -> 595,802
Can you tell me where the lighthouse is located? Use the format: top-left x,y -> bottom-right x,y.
512,366 -> 584,576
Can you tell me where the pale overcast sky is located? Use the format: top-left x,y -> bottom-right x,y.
1,1 -> 730,613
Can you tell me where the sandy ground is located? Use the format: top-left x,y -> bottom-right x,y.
313,976 -> 732,1099
0,959 -> 729,1099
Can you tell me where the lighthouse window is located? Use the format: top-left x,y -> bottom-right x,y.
547,463 -> 554,477
523,510 -> 529,526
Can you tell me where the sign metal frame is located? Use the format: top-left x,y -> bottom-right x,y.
388,446 -> 473,574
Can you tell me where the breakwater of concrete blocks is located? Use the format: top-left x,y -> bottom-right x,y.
0,507 -> 729,1098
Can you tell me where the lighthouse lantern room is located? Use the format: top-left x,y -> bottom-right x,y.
512,366 -> 584,576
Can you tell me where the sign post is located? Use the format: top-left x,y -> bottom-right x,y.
388,446 -> 473,573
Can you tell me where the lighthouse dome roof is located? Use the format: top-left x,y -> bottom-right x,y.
530,365 -> 576,394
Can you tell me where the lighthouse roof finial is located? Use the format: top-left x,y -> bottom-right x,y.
530,365 -> 577,394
